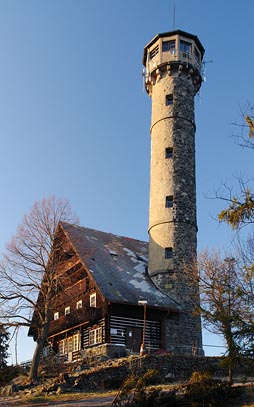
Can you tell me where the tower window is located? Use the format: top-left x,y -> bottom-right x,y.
166,94 -> 173,106
162,40 -> 175,53
194,47 -> 200,62
180,40 -> 192,54
165,147 -> 173,158
150,45 -> 159,59
165,196 -> 173,208
165,247 -> 173,259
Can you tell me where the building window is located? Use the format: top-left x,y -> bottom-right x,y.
180,40 -> 192,54
165,247 -> 173,259
73,333 -> 81,351
150,45 -> 159,59
54,312 -> 59,320
90,293 -> 97,307
165,147 -> 173,158
162,40 -> 175,53
165,196 -> 173,208
76,300 -> 82,309
65,306 -> 70,315
194,47 -> 200,62
58,334 -> 81,355
166,94 -> 173,106
89,327 -> 102,345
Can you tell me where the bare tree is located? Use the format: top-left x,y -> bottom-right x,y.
0,196 -> 78,381
197,251 -> 243,382
231,236 -> 254,357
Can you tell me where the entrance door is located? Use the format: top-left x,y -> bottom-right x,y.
126,327 -> 142,353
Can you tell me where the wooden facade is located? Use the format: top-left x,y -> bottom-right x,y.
29,222 -> 180,361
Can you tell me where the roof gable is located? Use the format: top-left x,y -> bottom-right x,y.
61,222 -> 180,311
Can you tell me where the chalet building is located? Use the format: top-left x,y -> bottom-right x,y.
29,222 -> 180,361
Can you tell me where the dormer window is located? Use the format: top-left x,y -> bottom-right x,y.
90,293 -> 96,308
109,250 -> 118,260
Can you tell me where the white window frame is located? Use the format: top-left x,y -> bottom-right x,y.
59,334 -> 81,355
54,312 -> 59,320
65,306 -> 71,315
76,299 -> 82,309
73,333 -> 81,351
89,327 -> 102,345
90,293 -> 96,307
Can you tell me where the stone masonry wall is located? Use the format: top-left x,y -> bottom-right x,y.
72,354 -> 251,391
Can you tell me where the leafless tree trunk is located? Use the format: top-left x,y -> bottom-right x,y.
191,251 -> 244,382
0,196 -> 78,381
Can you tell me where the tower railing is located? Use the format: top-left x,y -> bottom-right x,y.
146,48 -> 201,77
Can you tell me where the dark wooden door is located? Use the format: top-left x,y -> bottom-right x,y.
126,327 -> 142,353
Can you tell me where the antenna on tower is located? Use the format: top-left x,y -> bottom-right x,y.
201,59 -> 214,83
173,2 -> 176,30
142,67 -> 146,92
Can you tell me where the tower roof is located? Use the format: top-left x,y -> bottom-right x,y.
142,29 -> 205,66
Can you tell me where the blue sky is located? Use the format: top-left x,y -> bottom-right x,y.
1,0 -> 253,363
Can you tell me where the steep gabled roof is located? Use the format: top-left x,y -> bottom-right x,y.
61,222 -> 180,311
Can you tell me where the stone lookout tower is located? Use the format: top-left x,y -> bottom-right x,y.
143,30 -> 205,354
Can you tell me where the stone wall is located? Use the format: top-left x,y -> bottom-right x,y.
72,354 -> 253,391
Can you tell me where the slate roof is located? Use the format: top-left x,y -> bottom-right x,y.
61,222 -> 180,312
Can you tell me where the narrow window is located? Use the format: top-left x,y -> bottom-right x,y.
90,293 -> 97,308
150,45 -> 159,59
59,340 -> 64,355
165,196 -> 173,208
76,299 -> 82,309
166,94 -> 173,106
194,47 -> 200,62
162,40 -> 175,53
54,311 -> 59,320
65,306 -> 70,315
73,334 -> 81,351
165,247 -> 173,259
165,147 -> 173,158
180,40 -> 192,54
